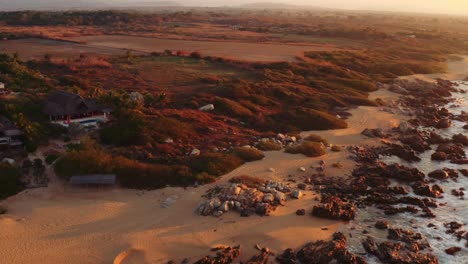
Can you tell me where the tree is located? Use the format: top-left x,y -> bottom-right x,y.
125,49 -> 134,61
0,162 -> 23,199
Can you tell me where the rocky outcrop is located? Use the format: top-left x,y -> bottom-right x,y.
361,128 -> 386,138
375,220 -> 389,230
194,246 -> 241,264
411,182 -> 444,198
381,143 -> 421,162
434,144 -> 466,162
197,181 -> 298,217
452,133 -> 468,146
312,196 -> 356,221
277,233 -> 366,264
362,237 -> 438,264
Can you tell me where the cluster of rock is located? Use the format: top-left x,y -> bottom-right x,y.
443,221 -> 468,248
197,181 -> 302,217
312,196 -> 356,221
193,246 -> 240,264
256,133 -> 299,149
362,228 -> 437,264
361,128 -> 387,138
276,232 -> 366,264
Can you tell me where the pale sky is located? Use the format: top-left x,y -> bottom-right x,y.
1,1 -> 468,15
178,0 -> 468,15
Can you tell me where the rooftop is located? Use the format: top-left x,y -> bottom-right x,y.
69,174 -> 117,185
0,115 -> 18,131
44,90 -> 107,116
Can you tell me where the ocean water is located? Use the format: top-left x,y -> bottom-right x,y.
343,81 -> 468,263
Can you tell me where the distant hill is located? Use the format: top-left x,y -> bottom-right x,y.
238,2 -> 325,10
0,1 -> 181,11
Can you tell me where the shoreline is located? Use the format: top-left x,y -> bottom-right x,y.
0,58 -> 466,263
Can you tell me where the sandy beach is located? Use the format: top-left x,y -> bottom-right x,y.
0,57 -> 464,264
0,95 -> 402,264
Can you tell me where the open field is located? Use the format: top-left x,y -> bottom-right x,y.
68,35 -> 338,62
0,38 -> 143,60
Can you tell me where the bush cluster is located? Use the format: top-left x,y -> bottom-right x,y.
285,142 -> 326,157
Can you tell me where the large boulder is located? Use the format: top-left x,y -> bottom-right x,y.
199,104 -> 215,111
453,133 -> 468,146
295,233 -> 366,264
428,169 -> 449,180
436,118 -> 451,128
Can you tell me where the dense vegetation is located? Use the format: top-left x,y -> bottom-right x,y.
54,139 -> 265,188
1,9 -> 468,190
0,163 -> 23,199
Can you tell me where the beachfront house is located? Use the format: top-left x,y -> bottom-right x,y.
0,115 -> 23,147
44,91 -> 111,128
69,174 -> 117,186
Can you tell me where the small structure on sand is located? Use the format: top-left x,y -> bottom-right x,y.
0,115 -> 23,147
69,174 -> 117,186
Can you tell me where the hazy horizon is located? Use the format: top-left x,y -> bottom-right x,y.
191,0 -> 468,15
0,0 -> 468,16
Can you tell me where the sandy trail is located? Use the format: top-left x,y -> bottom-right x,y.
68,35 -> 338,62
0,88 -> 403,263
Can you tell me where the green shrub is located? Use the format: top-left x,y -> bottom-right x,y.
331,145 -> 342,152
45,154 -> 60,165
189,153 -> 244,177
285,142 -> 326,157
214,97 -> 254,118
233,147 -> 265,162
229,175 -> 266,188
54,145 -> 197,189
304,134 -> 329,145
274,108 -> 348,131
100,109 -> 149,146
256,141 -> 282,151
195,173 -> 217,184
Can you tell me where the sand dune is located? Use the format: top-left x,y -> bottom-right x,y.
0,89 -> 404,263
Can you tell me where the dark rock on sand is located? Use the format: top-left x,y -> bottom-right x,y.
435,144 -> 466,162
295,233 -> 366,264
383,143 -> 421,162
436,118 -> 451,129
361,128 -> 386,138
399,134 -> 430,152
194,246 -> 241,264
362,237 -> 438,264
296,209 -> 306,216
312,196 -> 356,221
431,151 -> 447,161
375,220 -> 390,230
276,248 -> 297,264
427,132 -> 449,145
452,133 -> 468,146
248,248 -> 272,264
